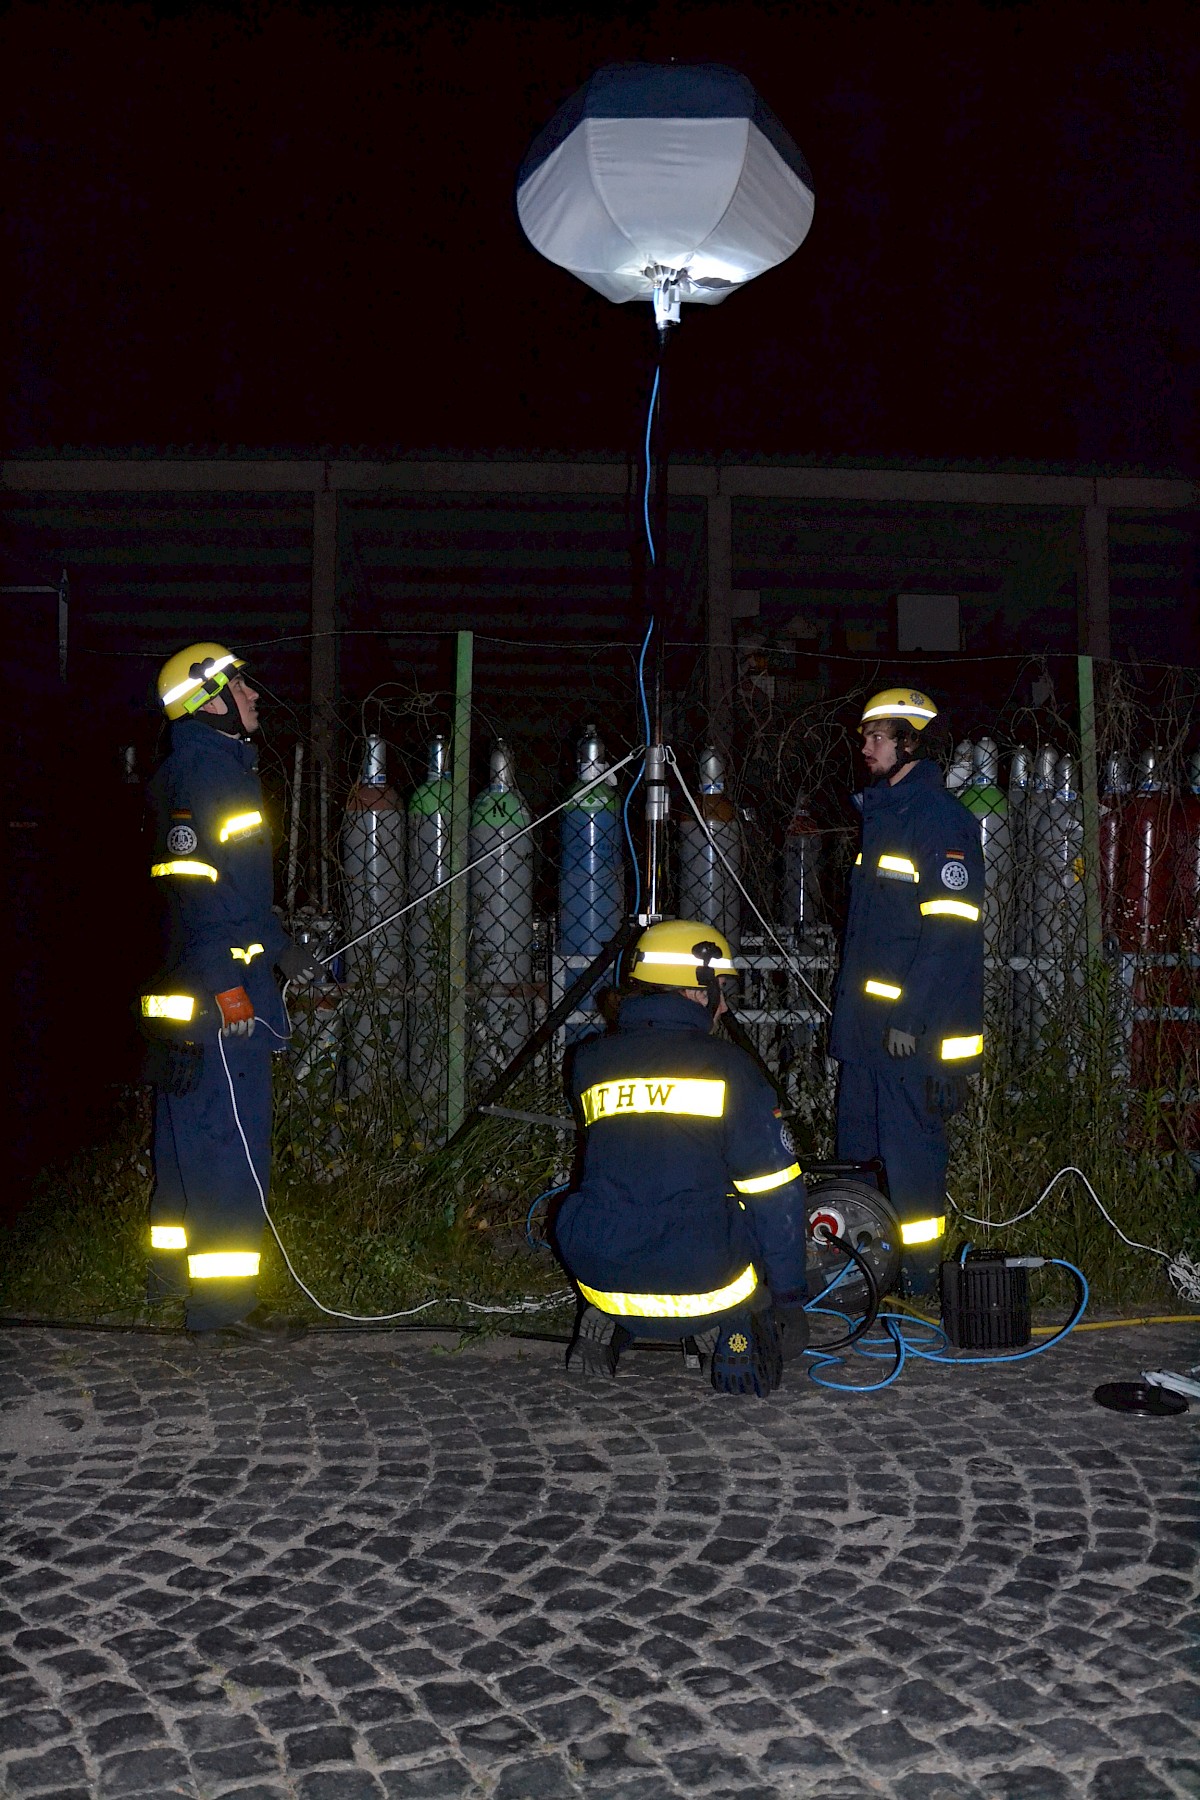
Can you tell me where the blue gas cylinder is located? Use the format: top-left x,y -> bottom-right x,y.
558,724 -> 625,955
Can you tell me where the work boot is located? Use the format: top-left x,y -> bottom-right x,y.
566,1305 -> 632,1379
197,1305 -> 308,1343
711,1309 -> 783,1398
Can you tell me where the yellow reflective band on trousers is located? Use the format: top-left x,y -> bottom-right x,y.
141,994 -> 195,1022
864,979 -> 902,1000
877,855 -> 919,882
231,944 -> 265,964
920,899 -> 981,922
219,810 -> 264,843
151,860 -> 218,881
941,1034 -> 984,1060
150,1224 -> 187,1250
579,1077 -> 726,1125
188,1252 -> 261,1280
579,1261 -> 758,1319
900,1216 -> 946,1246
733,1163 -> 802,1195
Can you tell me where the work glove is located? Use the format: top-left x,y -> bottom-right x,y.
215,986 -> 256,1037
772,1298 -> 811,1363
277,937 -> 322,984
885,1027 -> 918,1059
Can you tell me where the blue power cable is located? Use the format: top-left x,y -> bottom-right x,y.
526,1182 -> 568,1251
643,364 -> 661,565
803,1259 -> 1090,1393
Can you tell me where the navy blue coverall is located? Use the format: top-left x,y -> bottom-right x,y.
147,719 -> 290,1329
555,990 -> 808,1335
830,759 -> 984,1250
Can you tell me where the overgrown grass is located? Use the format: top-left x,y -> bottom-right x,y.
2,976 -> 1195,1324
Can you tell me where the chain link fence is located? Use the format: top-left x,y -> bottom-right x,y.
258,637 -> 1200,1262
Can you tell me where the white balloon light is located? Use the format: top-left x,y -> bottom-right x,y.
517,62 -> 815,328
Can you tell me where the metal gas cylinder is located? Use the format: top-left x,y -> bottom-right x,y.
1027,745 -> 1061,1050
558,724 -> 624,957
678,746 -> 742,954
469,741 -> 535,1077
1176,752 -> 1200,953
341,735 -> 406,1092
945,740 -> 975,794
782,787 -> 823,942
407,735 -> 453,1119
1098,754 -> 1130,942
1117,748 -> 1174,952
960,737 -> 1012,961
1007,746 -> 1033,1060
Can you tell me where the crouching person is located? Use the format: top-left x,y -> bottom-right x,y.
554,921 -> 809,1397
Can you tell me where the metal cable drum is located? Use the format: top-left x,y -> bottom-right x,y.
678,745 -> 742,954
341,734 -> 406,1094
407,734 -> 452,1121
805,1179 -> 901,1307
469,740 -> 535,1081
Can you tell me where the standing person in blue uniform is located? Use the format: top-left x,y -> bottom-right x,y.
830,688 -> 984,1296
142,642 -> 318,1336
554,920 -> 810,1397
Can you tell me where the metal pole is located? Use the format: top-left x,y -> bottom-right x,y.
643,327 -> 671,922
1077,653 -> 1103,968
445,630 -> 474,1138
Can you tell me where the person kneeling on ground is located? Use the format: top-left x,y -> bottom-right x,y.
553,920 -> 809,1397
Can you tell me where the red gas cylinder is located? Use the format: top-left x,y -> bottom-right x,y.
1170,753 -> 1200,954
1116,749 -> 1176,953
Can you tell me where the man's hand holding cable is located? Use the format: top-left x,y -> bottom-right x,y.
216,986 -> 256,1037
277,939 -> 321,984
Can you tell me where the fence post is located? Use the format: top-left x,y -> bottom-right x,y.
445,630 -> 474,1139
1077,653 -> 1103,969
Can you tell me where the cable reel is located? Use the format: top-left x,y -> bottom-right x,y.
806,1176 -> 901,1306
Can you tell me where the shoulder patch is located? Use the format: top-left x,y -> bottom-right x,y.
941,861 -> 969,891
170,809 -> 193,820
778,1120 -> 796,1156
944,848 -> 964,859
167,824 -> 199,855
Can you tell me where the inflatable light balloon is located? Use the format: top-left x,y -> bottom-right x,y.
517,62 -> 815,328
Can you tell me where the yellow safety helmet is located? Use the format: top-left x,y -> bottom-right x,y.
157,642 -> 245,721
860,687 -> 938,732
628,920 -> 737,988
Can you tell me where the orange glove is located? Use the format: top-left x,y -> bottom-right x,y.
215,986 -> 256,1037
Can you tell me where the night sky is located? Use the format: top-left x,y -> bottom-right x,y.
5,1 -> 1199,470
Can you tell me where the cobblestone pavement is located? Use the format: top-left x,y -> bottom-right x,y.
1,1321 -> 1198,1800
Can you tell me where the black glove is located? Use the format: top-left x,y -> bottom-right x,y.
772,1299 -> 811,1363
278,938 -> 322,983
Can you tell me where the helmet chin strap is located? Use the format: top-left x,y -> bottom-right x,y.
692,940 -> 725,1026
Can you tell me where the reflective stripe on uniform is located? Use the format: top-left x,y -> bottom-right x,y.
188,1251 -> 261,1280
579,1261 -> 757,1319
940,1034 -> 983,1060
733,1163 -> 802,1195
877,855 -> 919,882
141,994 -> 195,1021
899,1216 -> 946,1246
579,1077 -> 726,1125
864,979 -> 902,1000
231,944 -> 265,964
219,810 -> 264,843
151,860 -> 218,881
150,1224 -> 187,1250
920,899 -> 980,921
